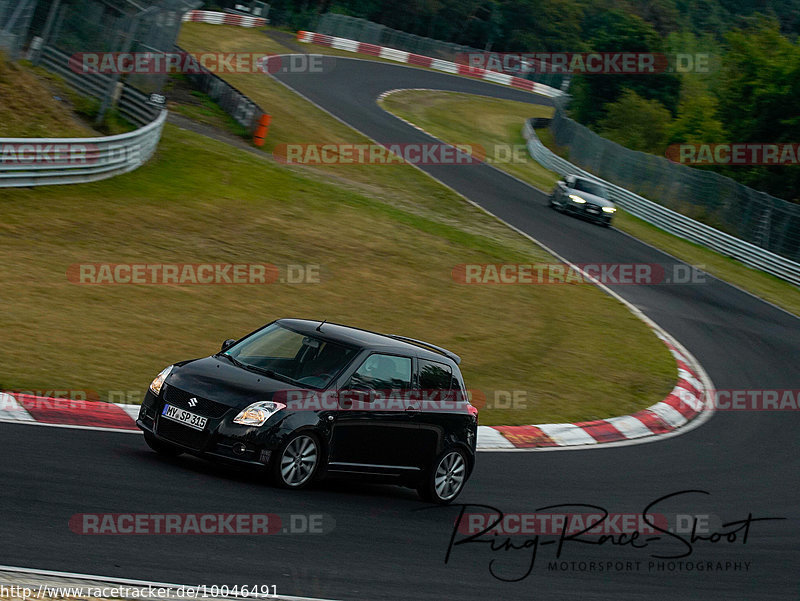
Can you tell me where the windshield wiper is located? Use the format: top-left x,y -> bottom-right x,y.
236,361 -> 298,384
216,352 -> 245,368
217,353 -> 302,385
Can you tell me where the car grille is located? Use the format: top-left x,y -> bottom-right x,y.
585,203 -> 601,213
163,385 -> 232,418
156,416 -> 209,451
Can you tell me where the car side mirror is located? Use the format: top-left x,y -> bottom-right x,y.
557,180 -> 566,187
221,338 -> 236,351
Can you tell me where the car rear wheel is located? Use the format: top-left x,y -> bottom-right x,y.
143,431 -> 183,457
418,448 -> 468,504
273,433 -> 321,489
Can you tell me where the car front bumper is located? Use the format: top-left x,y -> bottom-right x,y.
565,202 -> 613,224
137,390 -> 283,467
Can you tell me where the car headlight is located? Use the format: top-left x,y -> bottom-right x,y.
233,401 -> 287,427
602,206 -> 616,213
149,365 -> 173,396
569,194 -> 586,203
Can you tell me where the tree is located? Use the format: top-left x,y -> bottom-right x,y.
569,9 -> 681,125
713,17 -> 800,199
596,89 -> 673,153
667,78 -> 726,145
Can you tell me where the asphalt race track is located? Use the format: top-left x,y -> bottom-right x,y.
1,57 -> 799,601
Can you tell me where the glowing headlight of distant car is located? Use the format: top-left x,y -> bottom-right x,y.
569,194 -> 586,203
233,401 -> 287,427
602,206 -> 616,213
149,365 -> 173,396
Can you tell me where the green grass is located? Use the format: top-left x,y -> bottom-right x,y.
382,90 -> 558,191
168,85 -> 250,138
380,89 -> 800,316
0,27 -> 679,426
0,55 -> 95,137
23,62 -> 136,136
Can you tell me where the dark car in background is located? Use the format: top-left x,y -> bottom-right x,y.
137,319 -> 478,503
550,174 -> 616,226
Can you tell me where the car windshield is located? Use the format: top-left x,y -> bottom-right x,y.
573,179 -> 608,198
221,323 -> 358,389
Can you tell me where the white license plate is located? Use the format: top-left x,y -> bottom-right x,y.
161,404 -> 207,431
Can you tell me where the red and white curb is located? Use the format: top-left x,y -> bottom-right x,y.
182,10 -> 267,28
0,393 -> 140,432
295,30 -> 564,98
477,331 -> 711,450
0,332 -> 711,450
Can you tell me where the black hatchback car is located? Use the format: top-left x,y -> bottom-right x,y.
137,319 -> 478,503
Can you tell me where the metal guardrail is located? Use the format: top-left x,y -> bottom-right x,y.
0,111 -> 166,188
315,12 -> 569,92
547,108 -> 800,262
39,46 -> 160,127
0,46 -> 166,188
174,44 -> 267,134
522,119 -> 800,287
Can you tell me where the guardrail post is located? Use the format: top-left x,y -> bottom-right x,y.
96,5 -> 158,125
32,0 -> 60,64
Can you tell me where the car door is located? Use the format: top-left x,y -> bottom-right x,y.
328,353 -> 418,473
413,359 -> 466,463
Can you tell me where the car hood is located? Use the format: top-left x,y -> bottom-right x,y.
165,355 -> 304,409
569,191 -> 614,207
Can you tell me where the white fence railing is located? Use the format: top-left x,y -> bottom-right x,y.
522,119 -> 800,287
0,111 -> 166,188
0,45 -> 167,188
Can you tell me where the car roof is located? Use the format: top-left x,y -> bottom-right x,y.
275,318 -> 460,366
573,175 -> 606,187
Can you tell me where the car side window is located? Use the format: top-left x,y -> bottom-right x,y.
418,359 -> 456,402
418,360 -> 452,391
351,354 -> 412,391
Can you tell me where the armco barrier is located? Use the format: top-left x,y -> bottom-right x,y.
523,119 -> 800,287
0,112 -> 166,188
182,10 -> 266,28
174,44 -> 267,134
0,45 -> 166,188
296,31 -> 565,98
0,10 -> 272,189
39,46 -> 160,128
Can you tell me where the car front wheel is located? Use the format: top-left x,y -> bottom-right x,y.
418,448 -> 469,504
272,432 -> 321,489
